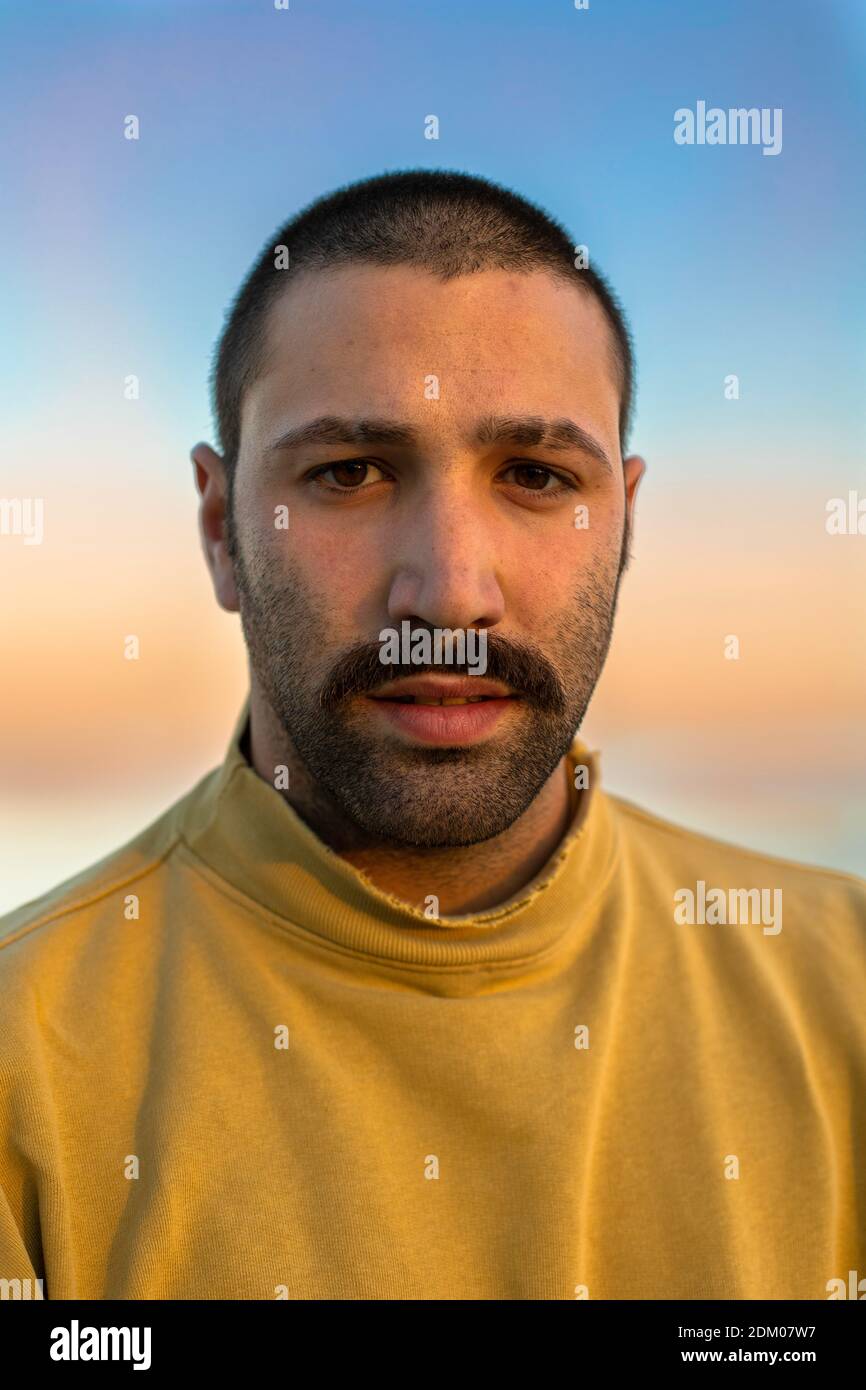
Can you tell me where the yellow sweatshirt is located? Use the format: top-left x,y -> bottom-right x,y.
1,697 -> 864,1301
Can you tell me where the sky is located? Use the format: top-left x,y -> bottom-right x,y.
1,0 -> 864,911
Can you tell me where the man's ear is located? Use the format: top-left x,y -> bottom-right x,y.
190,442 -> 240,613
618,454 -> 646,573
623,453 -> 646,532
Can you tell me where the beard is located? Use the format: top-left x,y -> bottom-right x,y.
228,507 -> 630,849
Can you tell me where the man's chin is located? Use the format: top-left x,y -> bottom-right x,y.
279,702 -> 580,849
318,753 -> 558,849
336,802 -> 526,851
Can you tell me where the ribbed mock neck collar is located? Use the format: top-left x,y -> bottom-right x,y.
179,694 -> 620,976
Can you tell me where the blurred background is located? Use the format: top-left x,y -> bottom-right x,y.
1,0 -> 864,913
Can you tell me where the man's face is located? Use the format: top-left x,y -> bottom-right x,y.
220,264 -> 643,847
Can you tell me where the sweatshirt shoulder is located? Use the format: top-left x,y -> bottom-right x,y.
0,767 -> 220,961
606,789 -> 866,905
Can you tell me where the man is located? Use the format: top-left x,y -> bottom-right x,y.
1,171 -> 864,1301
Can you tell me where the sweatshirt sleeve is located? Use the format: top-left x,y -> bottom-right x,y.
0,956 -> 48,1300
0,1180 -> 43,1299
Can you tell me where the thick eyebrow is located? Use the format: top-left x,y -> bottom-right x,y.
474,415 -> 614,475
267,416 -> 418,453
266,412 -> 615,475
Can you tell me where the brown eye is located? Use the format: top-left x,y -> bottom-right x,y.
497,462 -> 577,500
330,460 -> 372,488
309,459 -> 389,492
510,464 -> 554,491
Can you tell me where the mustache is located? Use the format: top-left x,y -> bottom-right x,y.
319,630 -> 568,715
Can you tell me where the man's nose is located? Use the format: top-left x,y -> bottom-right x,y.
385,489 -> 506,632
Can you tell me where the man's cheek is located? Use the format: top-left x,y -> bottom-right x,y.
308,542 -> 388,616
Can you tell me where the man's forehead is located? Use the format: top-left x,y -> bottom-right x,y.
245,263 -> 622,445
260,261 -> 616,357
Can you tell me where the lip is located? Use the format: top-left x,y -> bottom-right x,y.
362,695 -> 517,747
367,675 -> 514,701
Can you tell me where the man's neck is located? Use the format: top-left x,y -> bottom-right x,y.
246,687 -> 575,916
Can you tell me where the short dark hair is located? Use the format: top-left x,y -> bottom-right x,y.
210,169 -> 635,488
